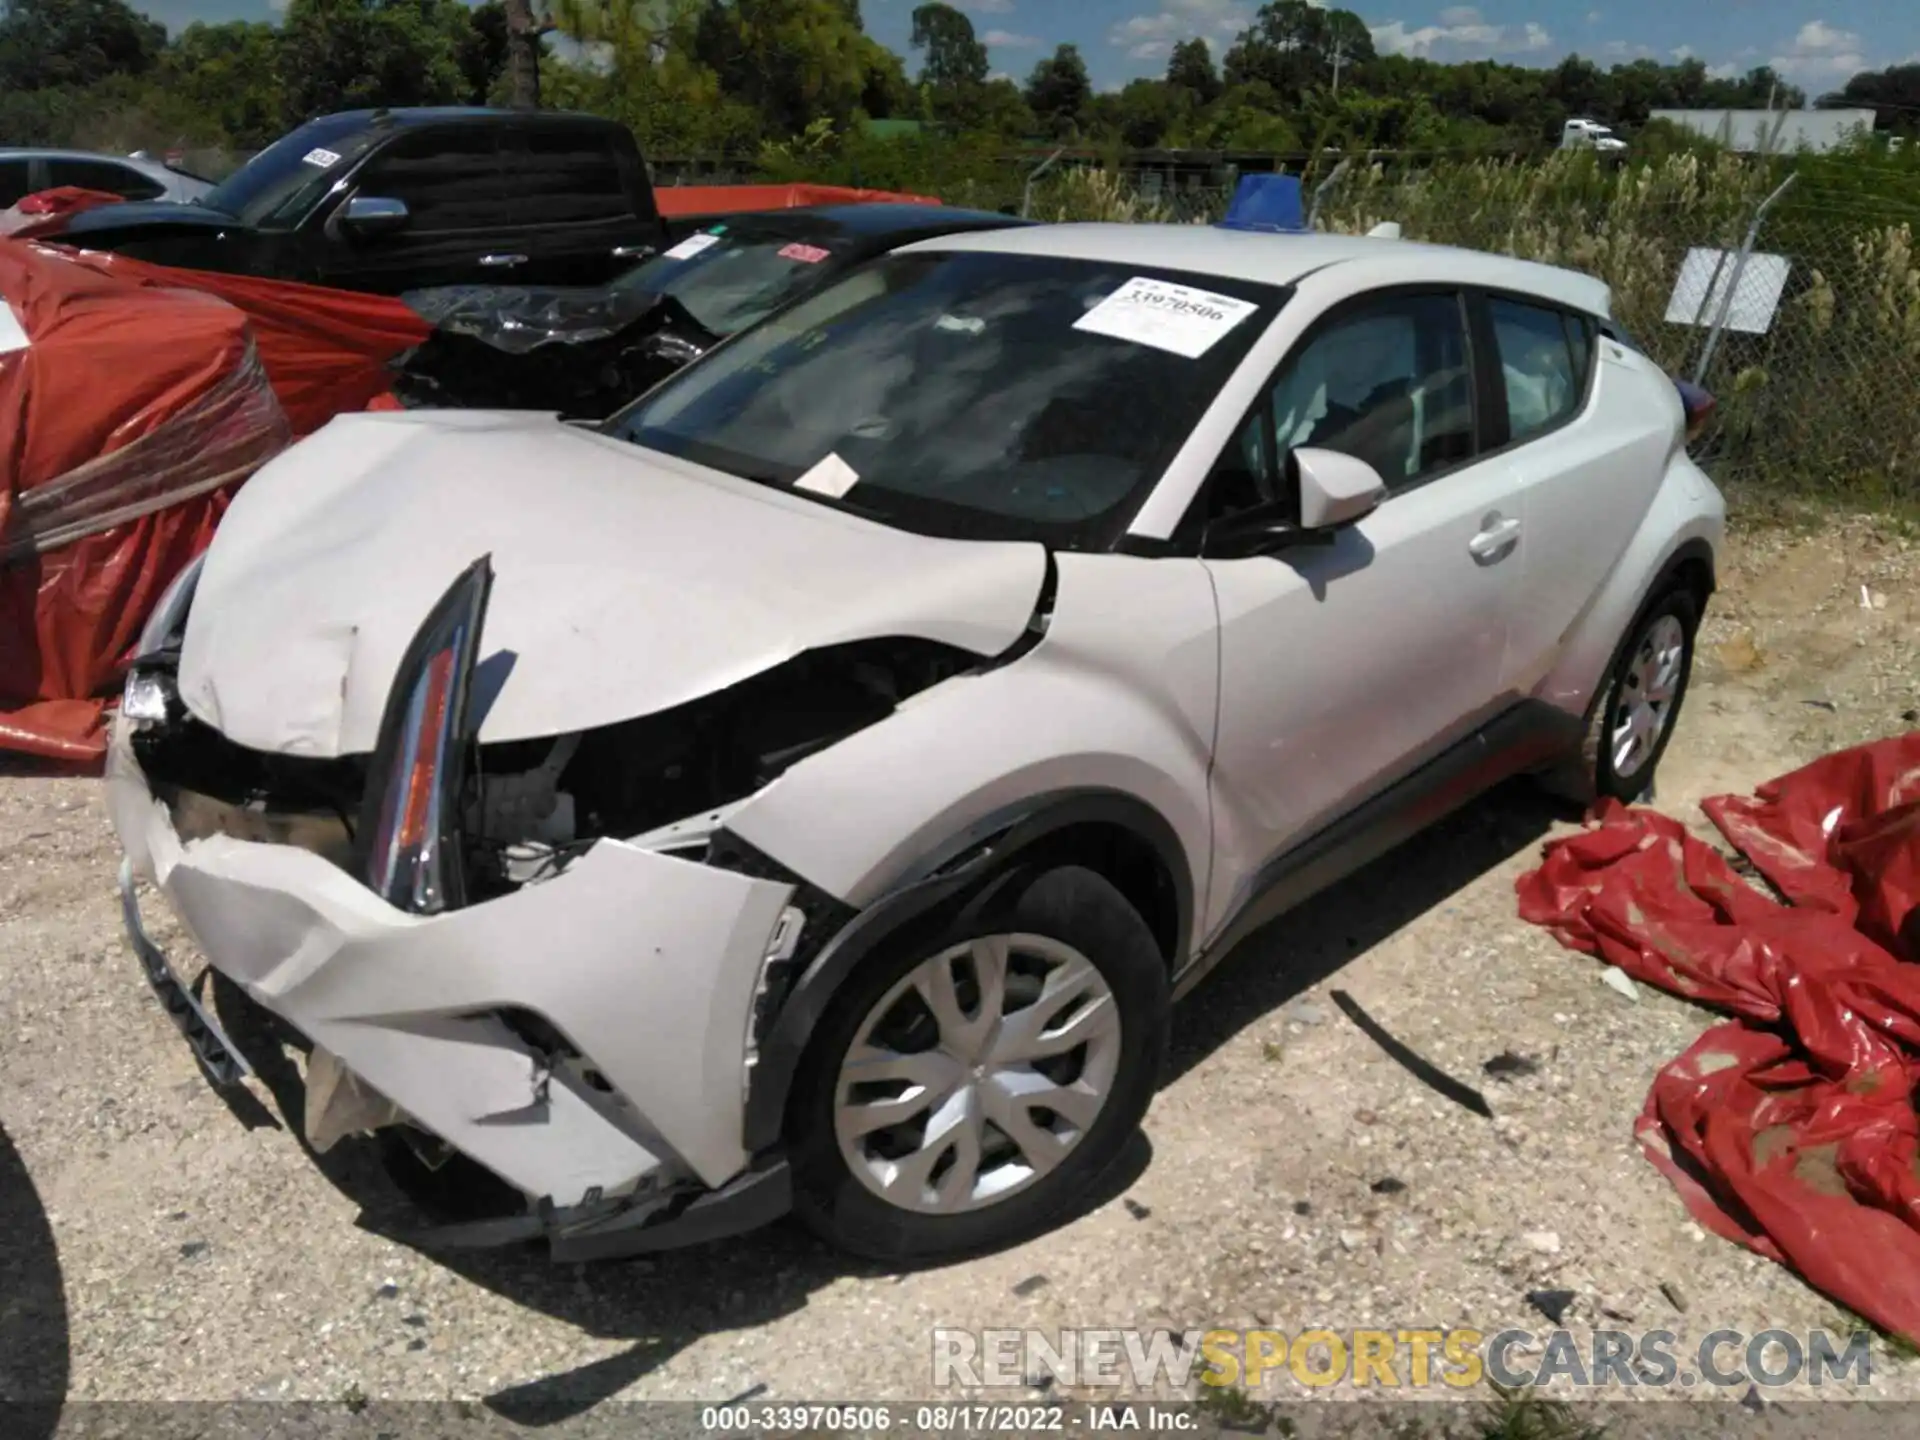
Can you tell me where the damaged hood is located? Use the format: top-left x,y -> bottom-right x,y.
177,410 -> 1048,757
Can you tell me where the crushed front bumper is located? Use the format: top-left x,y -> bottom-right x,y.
107,716 -> 801,1257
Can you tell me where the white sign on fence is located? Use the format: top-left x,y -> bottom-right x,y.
1665,246 -> 1792,335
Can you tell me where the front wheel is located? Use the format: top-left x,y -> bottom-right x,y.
788,865 -> 1169,1263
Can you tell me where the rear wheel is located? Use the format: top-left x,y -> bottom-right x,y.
1582,587 -> 1698,802
788,865 -> 1169,1263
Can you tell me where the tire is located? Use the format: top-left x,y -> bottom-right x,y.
788,865 -> 1170,1264
1579,586 -> 1699,803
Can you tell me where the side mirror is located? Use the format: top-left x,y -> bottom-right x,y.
341,195 -> 409,237
1293,446 -> 1386,530
1201,446 -> 1386,560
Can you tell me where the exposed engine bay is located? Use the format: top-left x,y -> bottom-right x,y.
128,635 -> 980,901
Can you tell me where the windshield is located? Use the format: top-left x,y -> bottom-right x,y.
613,223 -> 855,337
202,115 -> 382,227
606,250 -> 1283,547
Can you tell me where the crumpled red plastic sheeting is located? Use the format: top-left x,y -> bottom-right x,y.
0,187 -> 127,239
1516,734 -> 1920,1342
53,250 -> 431,435
655,182 -> 941,218
0,242 -> 295,764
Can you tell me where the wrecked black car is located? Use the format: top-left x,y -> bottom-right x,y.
385,202 -> 1032,419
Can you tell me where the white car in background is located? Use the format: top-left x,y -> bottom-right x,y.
108,222 -> 1723,1264
0,148 -> 214,209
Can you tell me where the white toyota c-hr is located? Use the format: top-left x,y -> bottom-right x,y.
108,221 -> 1723,1264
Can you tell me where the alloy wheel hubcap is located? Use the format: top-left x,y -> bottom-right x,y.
1611,613 -> 1686,779
833,933 -> 1123,1215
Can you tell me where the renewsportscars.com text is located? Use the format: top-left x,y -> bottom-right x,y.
931,1326 -> 1876,1391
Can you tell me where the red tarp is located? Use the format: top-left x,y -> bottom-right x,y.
0,186 -> 126,239
0,242 -> 431,763
655,182 -> 940,218
1517,734 -> 1920,1342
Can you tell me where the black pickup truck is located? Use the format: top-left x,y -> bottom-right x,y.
29,107 -> 670,293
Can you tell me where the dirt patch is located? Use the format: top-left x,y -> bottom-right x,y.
2,517 -> 1917,1412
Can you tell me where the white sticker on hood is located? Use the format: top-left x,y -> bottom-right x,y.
1073,276 -> 1259,359
302,147 -> 342,168
793,451 -> 860,499
662,233 -> 721,261
0,300 -> 27,355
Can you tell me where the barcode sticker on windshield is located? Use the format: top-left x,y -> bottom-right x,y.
663,233 -> 721,261
794,451 -> 860,499
302,147 -> 342,168
1073,276 -> 1259,359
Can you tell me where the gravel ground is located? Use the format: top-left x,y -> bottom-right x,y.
4,515 -> 1919,1421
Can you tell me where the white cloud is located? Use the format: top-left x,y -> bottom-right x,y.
1107,0 -> 1255,63
1370,15 -> 1553,60
1586,8 -> 1602,22
1437,5 -> 1480,23
1768,21 -> 1866,85
1707,62 -> 1739,80
1600,40 -> 1654,61
1671,45 -> 1694,61
982,29 -> 1040,47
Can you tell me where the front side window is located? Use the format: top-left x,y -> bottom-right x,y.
201,115 -> 381,227
613,222 -> 857,337
1268,293 -> 1474,491
353,128 -> 510,234
606,250 -> 1282,547
48,159 -> 164,201
1489,295 -> 1595,440
1196,290 -> 1474,531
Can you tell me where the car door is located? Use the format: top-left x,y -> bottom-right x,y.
309,125 -> 520,294
1478,292 -> 1677,694
501,122 -> 655,286
1197,289 -> 1525,935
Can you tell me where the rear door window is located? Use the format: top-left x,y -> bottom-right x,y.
46,158 -> 166,201
353,128 -> 512,234
1486,295 -> 1598,441
506,126 -> 629,225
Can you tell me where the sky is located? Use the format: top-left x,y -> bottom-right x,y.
137,0 -> 1920,99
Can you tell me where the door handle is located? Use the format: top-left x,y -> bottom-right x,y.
479,253 -> 527,268
1468,515 -> 1521,561
611,243 -> 653,260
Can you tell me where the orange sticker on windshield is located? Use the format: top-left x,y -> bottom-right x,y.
779,242 -> 831,264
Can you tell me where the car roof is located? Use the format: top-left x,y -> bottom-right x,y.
0,147 -> 165,165
798,202 -> 1031,235
313,107 -> 621,130
900,221 -> 1613,318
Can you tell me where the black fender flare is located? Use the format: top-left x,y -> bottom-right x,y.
739,787 -> 1195,1153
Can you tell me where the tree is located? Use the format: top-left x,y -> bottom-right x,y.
276,0 -> 478,125
908,1 -> 983,89
693,0 -> 892,136
1822,63 -> 1920,130
1023,41 -> 1089,138
503,0 -> 542,107
163,21 -> 282,148
0,0 -> 165,91
1165,37 -> 1219,106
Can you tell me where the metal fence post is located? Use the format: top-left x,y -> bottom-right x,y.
1692,172 -> 1798,387
1021,148 -> 1066,219
1307,158 -> 1351,231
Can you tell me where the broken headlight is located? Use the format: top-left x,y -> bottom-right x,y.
121,552 -> 209,726
356,556 -> 493,915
